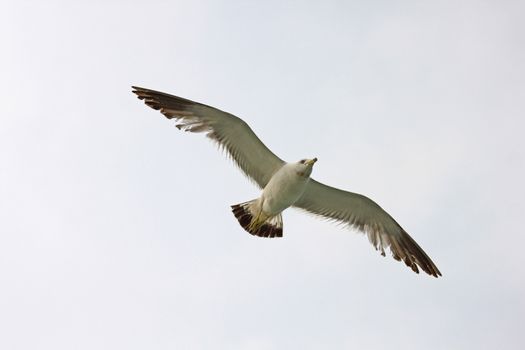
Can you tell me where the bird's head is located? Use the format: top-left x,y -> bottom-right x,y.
295,157 -> 318,177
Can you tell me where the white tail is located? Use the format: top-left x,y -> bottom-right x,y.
231,200 -> 283,238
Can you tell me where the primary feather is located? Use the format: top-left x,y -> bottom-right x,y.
132,86 -> 284,188
294,180 -> 441,277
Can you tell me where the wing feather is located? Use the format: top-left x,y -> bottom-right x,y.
132,86 -> 284,188
294,179 -> 441,277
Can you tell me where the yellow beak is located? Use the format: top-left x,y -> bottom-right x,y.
304,158 -> 318,166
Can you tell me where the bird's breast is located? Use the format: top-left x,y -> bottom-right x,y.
261,165 -> 309,215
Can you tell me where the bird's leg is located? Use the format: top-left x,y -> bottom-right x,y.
248,211 -> 262,231
248,208 -> 268,231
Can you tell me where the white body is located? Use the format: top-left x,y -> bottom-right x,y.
260,163 -> 311,215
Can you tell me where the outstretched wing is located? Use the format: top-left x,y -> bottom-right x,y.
132,86 -> 285,188
294,179 -> 441,277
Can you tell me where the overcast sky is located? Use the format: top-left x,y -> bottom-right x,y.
1,0 -> 524,349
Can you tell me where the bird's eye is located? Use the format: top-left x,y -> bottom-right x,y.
299,159 -> 306,164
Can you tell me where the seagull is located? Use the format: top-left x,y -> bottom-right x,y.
132,86 -> 441,278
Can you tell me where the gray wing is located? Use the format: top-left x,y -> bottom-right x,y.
132,86 -> 285,188
294,179 -> 441,277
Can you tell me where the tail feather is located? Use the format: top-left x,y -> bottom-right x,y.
231,200 -> 283,238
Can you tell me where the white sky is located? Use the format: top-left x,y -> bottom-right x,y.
1,0 -> 524,349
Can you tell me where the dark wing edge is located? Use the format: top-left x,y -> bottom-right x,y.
132,86 -> 285,188
295,179 -> 442,278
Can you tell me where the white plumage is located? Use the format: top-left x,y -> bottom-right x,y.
132,86 -> 441,277
261,161 -> 315,215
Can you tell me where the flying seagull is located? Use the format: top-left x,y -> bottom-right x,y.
132,86 -> 441,278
